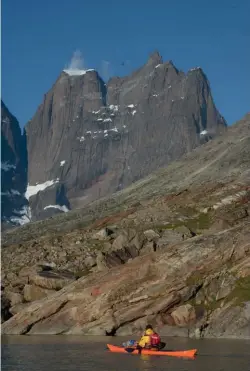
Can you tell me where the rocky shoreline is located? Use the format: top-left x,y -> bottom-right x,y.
2,188 -> 250,339
2,114 -> 250,338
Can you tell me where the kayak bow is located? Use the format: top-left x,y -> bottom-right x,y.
107,344 -> 197,358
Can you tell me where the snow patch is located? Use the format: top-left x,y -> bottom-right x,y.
92,110 -> 100,114
127,104 -> 135,108
132,110 -> 137,116
25,179 -> 59,200
1,189 -> 21,196
1,162 -> 16,171
63,68 -> 94,76
97,118 -> 103,121
152,94 -> 158,97
60,160 -> 66,167
10,206 -> 32,225
103,118 -> 112,122
10,189 -> 21,195
213,191 -> 247,210
200,130 -> 208,136
44,204 -> 69,213
109,105 -> 119,111
189,67 -> 201,72
111,127 -> 118,132
155,64 -> 161,68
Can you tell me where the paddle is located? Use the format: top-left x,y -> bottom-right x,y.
124,347 -> 143,354
124,347 -> 137,353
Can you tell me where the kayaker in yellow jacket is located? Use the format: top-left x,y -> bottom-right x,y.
138,326 -> 154,348
136,324 -> 166,353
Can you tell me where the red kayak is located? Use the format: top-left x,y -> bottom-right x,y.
107,344 -> 197,358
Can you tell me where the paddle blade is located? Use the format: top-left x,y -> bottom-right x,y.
124,347 -> 136,353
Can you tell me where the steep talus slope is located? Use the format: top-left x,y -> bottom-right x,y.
1,113 -> 249,337
25,51 -> 226,218
1,100 -> 29,228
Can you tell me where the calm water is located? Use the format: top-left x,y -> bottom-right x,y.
1,336 -> 250,371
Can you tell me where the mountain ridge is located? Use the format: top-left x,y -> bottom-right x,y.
24,51 -> 226,220
2,51 -> 227,226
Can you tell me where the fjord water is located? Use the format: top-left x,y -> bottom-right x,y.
2,336 -> 250,371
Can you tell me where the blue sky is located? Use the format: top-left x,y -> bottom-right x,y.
2,0 -> 249,127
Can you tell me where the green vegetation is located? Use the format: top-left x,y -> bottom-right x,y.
151,212 -> 211,234
185,213 -> 211,231
225,276 -> 250,307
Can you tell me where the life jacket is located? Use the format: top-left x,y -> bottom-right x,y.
138,335 -> 151,348
150,332 -> 161,346
138,329 -> 153,347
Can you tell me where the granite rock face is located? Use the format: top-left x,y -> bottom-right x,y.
25,51 -> 226,212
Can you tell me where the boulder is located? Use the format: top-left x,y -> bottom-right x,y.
156,230 -> 183,249
92,228 -> 113,240
1,296 -> 69,335
5,291 -> 23,306
170,304 -> 196,326
10,302 -> 32,315
215,275 -> 236,301
141,241 -> 156,254
23,284 -> 56,302
29,269 -> 76,290
84,256 -> 97,268
143,229 -> 160,241
130,232 -> 145,252
96,252 -> 108,271
112,233 -> 129,251
28,307 -> 78,335
175,226 -> 195,239
204,301 -> 250,339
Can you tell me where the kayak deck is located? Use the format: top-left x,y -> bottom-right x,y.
107,344 -> 197,358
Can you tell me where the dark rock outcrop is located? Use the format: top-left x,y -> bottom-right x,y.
28,183 -> 70,221
1,100 -> 28,228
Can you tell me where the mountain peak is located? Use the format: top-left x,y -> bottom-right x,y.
3,51 -> 227,227
147,50 -> 163,65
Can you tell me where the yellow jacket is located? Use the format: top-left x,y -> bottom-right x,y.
138,329 -> 154,347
